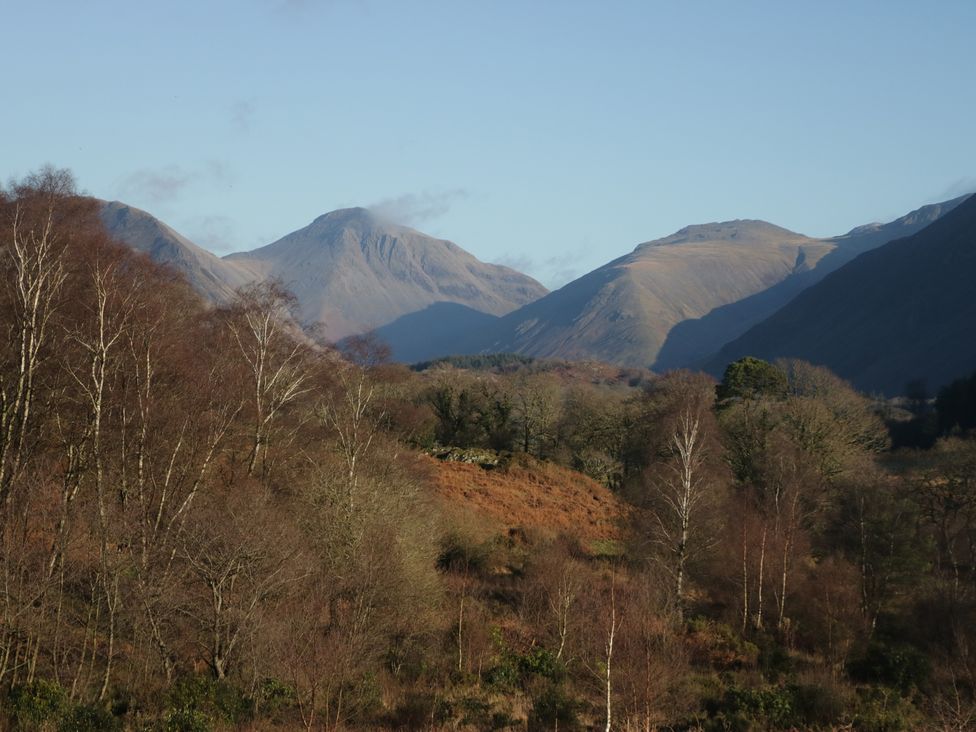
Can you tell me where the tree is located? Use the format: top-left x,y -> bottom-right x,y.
222,282 -> 311,479
716,356 -> 788,404
640,372 -> 723,617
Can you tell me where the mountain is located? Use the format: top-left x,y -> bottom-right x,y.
225,208 -> 548,340
652,196 -> 969,370
706,194 -> 976,395
99,201 -> 257,303
419,220 -> 831,368
379,196 -> 966,369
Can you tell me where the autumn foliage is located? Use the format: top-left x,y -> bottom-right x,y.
0,169 -> 975,730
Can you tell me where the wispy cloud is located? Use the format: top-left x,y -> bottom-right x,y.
935,176 -> 976,201
118,167 -> 192,204
494,253 -> 534,273
184,215 -> 241,256
230,100 -> 255,133
118,161 -> 235,205
494,244 -> 590,290
368,189 -> 467,226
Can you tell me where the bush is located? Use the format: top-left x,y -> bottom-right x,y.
847,641 -> 930,694
164,706 -> 212,732
528,684 -> 580,730
700,683 -> 847,730
5,681 -> 122,732
7,680 -> 67,728
387,692 -> 451,729
485,630 -> 566,691
166,675 -> 252,727
58,703 -> 121,731
853,686 -> 922,731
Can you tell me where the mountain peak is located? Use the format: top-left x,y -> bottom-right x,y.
224,208 -> 547,340
635,219 -> 804,252
312,206 -> 374,224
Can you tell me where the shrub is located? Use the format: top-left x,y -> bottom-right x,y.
58,703 -> 121,731
528,684 -> 580,730
7,680 -> 67,728
701,682 -> 847,730
847,641 -> 930,694
166,675 -> 252,727
387,691 -> 451,729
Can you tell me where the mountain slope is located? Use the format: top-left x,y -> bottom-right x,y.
225,208 -> 548,340
100,201 -> 257,303
463,221 -> 833,368
653,196 -> 969,370
706,194 -> 976,395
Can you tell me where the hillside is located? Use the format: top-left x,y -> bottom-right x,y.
707,194 -> 976,395
461,220 -> 833,368
423,454 -> 625,544
99,201 -> 258,303
225,208 -> 548,340
653,196 -> 968,369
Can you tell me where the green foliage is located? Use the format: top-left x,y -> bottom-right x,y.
256,677 -> 296,718
701,682 -> 847,730
387,691 -> 452,729
413,353 -> 540,372
58,703 -> 122,732
5,681 -> 121,732
588,538 -> 626,559
852,686 -> 922,731
166,675 -> 252,727
528,683 -> 581,730
847,641 -> 930,694
7,680 -> 67,728
716,357 -> 788,404
486,628 -> 566,690
163,707 -> 212,732
755,634 -> 794,682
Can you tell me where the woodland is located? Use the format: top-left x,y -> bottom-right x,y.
2,168 -> 976,731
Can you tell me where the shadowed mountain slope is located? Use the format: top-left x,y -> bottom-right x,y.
225,208 -> 548,340
653,196 -> 969,370
706,194 -> 976,395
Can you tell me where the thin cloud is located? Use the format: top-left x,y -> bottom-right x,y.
935,176 -> 976,201
119,167 -> 192,204
493,246 -> 588,290
230,100 -> 255,133
118,161 -> 235,205
185,215 -> 241,256
368,189 -> 467,226
494,254 -> 534,273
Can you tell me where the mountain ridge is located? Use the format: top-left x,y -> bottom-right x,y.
706,193 -> 976,394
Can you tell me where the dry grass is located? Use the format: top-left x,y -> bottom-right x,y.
422,454 -> 626,544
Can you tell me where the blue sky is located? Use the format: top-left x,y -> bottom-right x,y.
4,0 -> 974,287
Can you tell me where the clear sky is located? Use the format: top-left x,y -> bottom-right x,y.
4,0 -> 974,287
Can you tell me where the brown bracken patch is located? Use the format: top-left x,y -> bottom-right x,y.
421,453 -> 626,543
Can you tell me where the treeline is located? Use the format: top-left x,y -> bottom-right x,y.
1,169 -> 975,730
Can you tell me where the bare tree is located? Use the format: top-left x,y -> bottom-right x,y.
224,282 -> 310,479
652,408 -> 710,618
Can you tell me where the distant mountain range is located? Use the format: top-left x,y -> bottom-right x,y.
707,193 -> 976,395
100,192 -> 975,395
101,203 -> 547,341
375,197 -> 966,368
